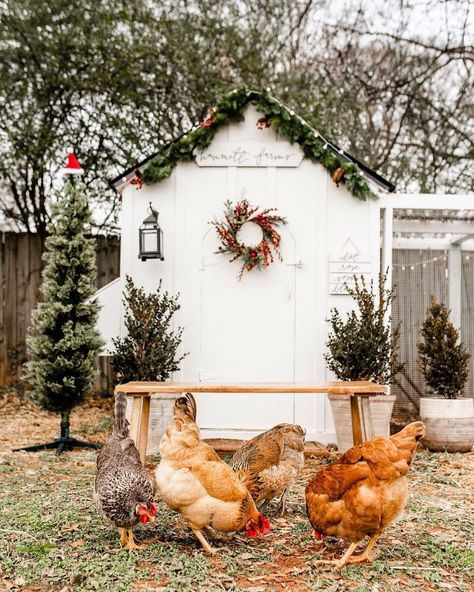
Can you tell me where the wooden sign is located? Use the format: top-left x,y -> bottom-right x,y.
329,239 -> 371,295
195,141 -> 304,167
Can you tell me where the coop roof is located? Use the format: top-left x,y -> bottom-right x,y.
110,87 -> 395,199
393,207 -> 474,248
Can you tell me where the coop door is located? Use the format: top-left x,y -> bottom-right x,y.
196,227 -> 297,433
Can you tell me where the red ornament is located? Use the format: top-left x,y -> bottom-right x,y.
200,107 -> 217,128
130,168 -> 143,189
256,116 -> 272,130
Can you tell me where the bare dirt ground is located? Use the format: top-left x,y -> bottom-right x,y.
0,391 -> 473,592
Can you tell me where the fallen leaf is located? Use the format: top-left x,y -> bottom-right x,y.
14,577 -> 26,586
238,553 -> 254,561
70,539 -> 85,547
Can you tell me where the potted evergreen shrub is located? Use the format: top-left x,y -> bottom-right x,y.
418,297 -> 473,452
111,276 -> 188,450
324,273 -> 402,452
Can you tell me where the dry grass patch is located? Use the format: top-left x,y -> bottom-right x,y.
0,391 -> 473,591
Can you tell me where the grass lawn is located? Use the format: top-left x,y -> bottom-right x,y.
0,391 -> 473,592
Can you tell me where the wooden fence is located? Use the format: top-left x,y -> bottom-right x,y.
0,232 -> 120,391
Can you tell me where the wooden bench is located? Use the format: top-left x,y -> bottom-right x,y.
114,381 -> 390,463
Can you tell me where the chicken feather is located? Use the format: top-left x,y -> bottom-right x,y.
155,393 -> 270,553
305,421 -> 424,568
94,392 -> 156,550
230,423 -> 305,515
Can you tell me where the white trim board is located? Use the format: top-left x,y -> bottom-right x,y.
379,194 -> 474,210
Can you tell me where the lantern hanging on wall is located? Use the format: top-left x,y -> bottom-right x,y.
138,202 -> 164,261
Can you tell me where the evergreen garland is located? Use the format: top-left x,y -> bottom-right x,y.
25,181 -> 104,416
324,273 -> 404,383
418,297 -> 470,399
141,87 -> 376,201
111,276 -> 188,382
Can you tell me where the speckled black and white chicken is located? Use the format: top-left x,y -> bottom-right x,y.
94,392 -> 157,550
229,423 -> 305,515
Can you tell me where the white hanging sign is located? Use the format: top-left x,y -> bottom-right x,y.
195,141 -> 304,167
329,239 -> 371,295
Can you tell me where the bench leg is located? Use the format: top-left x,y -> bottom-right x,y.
129,397 -> 142,449
137,396 -> 151,465
360,395 -> 374,441
350,394 -> 363,446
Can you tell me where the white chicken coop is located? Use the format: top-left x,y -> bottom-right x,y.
96,88 -> 473,444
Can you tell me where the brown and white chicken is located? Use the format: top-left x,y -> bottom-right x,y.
305,421 -> 425,568
229,423 -> 305,515
155,393 -> 270,553
94,392 -> 157,550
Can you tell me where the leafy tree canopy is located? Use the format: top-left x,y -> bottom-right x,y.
1,0 -> 472,235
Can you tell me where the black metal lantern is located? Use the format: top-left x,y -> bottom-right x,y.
138,202 -> 164,261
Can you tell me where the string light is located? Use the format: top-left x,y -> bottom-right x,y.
394,252 -> 473,272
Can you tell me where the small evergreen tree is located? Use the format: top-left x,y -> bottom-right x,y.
22,180 -> 103,454
111,276 -> 187,382
324,273 -> 403,383
418,297 -> 469,399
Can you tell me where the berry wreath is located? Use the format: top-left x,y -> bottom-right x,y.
211,199 -> 288,280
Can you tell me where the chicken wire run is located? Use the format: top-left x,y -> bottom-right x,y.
380,201 -> 474,424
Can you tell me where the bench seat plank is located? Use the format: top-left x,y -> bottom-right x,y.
114,380 -> 389,463
115,381 -> 389,395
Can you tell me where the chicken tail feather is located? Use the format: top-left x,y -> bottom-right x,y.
113,392 -> 129,438
390,421 -> 425,456
174,392 -> 197,422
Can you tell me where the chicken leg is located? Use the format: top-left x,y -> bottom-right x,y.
119,527 -> 145,551
203,526 -> 234,542
192,528 -> 218,554
275,487 -> 290,516
346,533 -> 380,564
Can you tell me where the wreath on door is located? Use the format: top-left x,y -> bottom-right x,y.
211,199 -> 287,279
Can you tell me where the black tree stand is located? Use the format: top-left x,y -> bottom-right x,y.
13,410 -> 100,456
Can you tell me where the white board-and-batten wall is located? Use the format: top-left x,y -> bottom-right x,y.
97,105 -> 381,443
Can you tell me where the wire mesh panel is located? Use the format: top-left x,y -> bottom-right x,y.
391,250 -> 449,422
461,254 -> 474,400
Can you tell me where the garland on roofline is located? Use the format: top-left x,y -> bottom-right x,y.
141,87 -> 376,201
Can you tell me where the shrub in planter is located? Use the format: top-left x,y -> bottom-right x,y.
324,273 -> 403,451
418,297 -> 473,452
111,276 -> 188,449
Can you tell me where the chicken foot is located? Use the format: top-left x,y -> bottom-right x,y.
313,542 -> 359,569
118,527 -> 145,551
192,528 -> 218,554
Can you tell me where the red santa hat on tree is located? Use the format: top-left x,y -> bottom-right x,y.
62,149 -> 84,175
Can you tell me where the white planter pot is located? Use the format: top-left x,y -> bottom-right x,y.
328,393 -> 396,453
420,397 -> 474,453
126,394 -> 178,455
